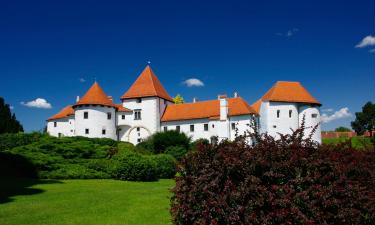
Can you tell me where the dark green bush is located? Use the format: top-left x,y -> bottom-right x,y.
151,154 -> 177,178
165,146 -> 188,161
0,132 -> 42,150
0,152 -> 38,178
40,163 -> 110,179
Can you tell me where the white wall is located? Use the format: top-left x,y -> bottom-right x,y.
259,101 -> 299,138
299,105 -> 321,144
47,116 -> 75,137
74,105 -> 117,140
228,115 -> 256,140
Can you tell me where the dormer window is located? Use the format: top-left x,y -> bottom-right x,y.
277,110 -> 280,118
136,98 -> 142,103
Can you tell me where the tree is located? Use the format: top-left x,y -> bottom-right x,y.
335,126 -> 351,132
351,101 -> 375,137
0,97 -> 23,134
173,94 -> 184,104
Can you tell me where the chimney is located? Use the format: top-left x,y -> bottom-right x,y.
219,95 -> 228,121
108,96 -> 113,101
234,92 -> 238,98
193,97 -> 197,103
76,96 -> 80,102
218,94 -> 227,100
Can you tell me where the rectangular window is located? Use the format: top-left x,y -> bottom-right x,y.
136,98 -> 142,103
107,112 -> 112,120
85,129 -> 89,134
54,122 -> 57,127
163,126 -> 167,132
231,123 -> 236,130
273,125 -> 277,128
277,110 -> 280,118
137,127 -> 140,132
312,113 -> 318,118
102,129 -> 106,135
58,133 -> 62,138
289,110 -> 292,118
84,111 -> 88,119
134,110 -> 141,120
121,115 -> 125,120
204,123 -> 209,131
137,138 -> 142,143
190,125 -> 194,132
176,126 -> 180,132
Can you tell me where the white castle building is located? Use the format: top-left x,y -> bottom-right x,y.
47,66 -> 322,144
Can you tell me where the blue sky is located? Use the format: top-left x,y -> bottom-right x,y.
1,0 -> 374,132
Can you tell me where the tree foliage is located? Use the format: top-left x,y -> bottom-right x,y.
334,126 -> 351,132
173,94 -> 184,104
0,97 -> 23,134
351,101 -> 375,136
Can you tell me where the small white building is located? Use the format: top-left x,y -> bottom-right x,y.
47,66 -> 322,144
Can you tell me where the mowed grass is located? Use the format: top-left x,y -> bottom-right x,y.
322,136 -> 373,149
0,179 -> 174,225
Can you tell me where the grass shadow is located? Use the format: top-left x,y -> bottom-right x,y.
0,178 -> 63,204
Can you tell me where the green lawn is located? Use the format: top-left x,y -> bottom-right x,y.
322,136 -> 373,149
0,179 -> 174,225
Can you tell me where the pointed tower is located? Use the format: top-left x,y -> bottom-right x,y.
73,82 -> 117,140
119,66 -> 173,144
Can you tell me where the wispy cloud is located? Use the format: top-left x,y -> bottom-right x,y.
79,78 -> 86,83
355,35 -> 375,48
321,107 -> 352,123
182,78 -> 204,87
276,28 -> 299,38
321,108 -> 334,112
21,98 -> 52,109
369,48 -> 375,53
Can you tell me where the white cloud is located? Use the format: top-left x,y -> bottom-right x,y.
79,78 -> 86,82
183,78 -> 204,87
355,35 -> 375,48
276,28 -> 299,37
21,98 -> 52,109
321,107 -> 352,123
369,48 -> 375,53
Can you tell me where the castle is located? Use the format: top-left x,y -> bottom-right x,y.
47,66 -> 322,144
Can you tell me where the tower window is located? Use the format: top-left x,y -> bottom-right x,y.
102,129 -> 106,135
231,123 -> 236,130
312,114 -> 318,118
176,126 -> 180,132
190,125 -> 194,132
289,110 -> 292,118
137,127 -> 140,132
122,115 -> 125,120
273,125 -> 277,128
107,112 -> 112,120
204,124 -> 209,131
137,138 -> 142,143
84,111 -> 88,119
85,129 -> 89,134
136,98 -> 142,103
54,122 -> 57,127
277,110 -> 280,118
134,110 -> 141,120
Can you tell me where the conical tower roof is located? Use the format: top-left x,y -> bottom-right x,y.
121,66 -> 173,101
74,82 -> 116,107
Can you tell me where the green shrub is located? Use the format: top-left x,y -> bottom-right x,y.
0,132 -> 43,150
112,151 -> 158,181
40,163 -> 110,179
138,130 -> 191,154
165,146 -> 188,161
151,154 -> 177,178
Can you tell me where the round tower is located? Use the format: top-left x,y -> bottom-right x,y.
299,105 -> 321,144
73,82 -> 117,140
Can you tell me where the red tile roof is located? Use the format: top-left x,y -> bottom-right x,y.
161,97 -> 257,122
47,105 -> 74,121
74,82 -> 117,108
251,81 -> 321,113
116,104 -> 132,112
262,81 -> 320,105
121,66 -> 173,101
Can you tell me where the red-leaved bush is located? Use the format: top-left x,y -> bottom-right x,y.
171,124 -> 375,224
